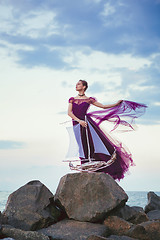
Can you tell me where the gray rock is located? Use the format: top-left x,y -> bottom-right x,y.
2,180 -> 63,231
84,235 -> 109,240
139,220 -> 160,240
104,216 -> 133,236
0,211 -> 8,224
126,225 -> 148,240
54,172 -> 128,222
108,205 -> 137,221
131,206 -> 143,212
38,219 -> 110,240
108,205 -> 148,224
147,209 -> 160,220
86,236 -> 138,240
107,236 -> 138,240
144,191 -> 160,213
1,224 -> 50,240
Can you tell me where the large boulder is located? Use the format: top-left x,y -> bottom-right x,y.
2,180 -> 63,231
126,225 -> 148,240
54,172 -> 128,222
104,216 -> 133,236
108,205 -> 149,224
139,220 -> 160,240
144,192 -> 160,213
38,219 -> 110,240
147,209 -> 160,220
1,224 -> 50,240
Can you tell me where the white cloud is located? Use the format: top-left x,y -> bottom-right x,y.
100,1 -> 131,27
0,3 -> 59,38
0,39 -> 34,52
101,2 -> 116,17
17,11 -> 58,39
63,47 -> 152,71
154,102 -> 160,106
128,84 -> 155,91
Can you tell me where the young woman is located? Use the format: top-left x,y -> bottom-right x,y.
68,80 -> 147,181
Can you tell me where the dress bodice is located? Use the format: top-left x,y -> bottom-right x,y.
68,97 -> 96,121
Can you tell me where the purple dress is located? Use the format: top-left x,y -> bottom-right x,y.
68,97 -> 147,181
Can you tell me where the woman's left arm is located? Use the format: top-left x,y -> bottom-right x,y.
92,100 -> 123,109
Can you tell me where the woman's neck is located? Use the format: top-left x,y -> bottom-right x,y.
78,90 -> 85,96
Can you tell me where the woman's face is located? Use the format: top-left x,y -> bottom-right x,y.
76,81 -> 84,91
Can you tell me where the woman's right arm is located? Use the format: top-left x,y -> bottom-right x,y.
68,103 -> 87,127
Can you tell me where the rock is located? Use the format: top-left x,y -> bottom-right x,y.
86,235 -> 138,240
128,210 -> 149,225
147,209 -> 160,220
86,236 -> 108,240
54,172 -> 128,222
144,191 -> 160,213
0,211 -> 8,224
104,216 -> 133,236
108,205 -> 137,221
139,220 -> 160,240
2,180 -> 63,231
108,205 -> 148,224
107,236 -> 138,240
131,206 -> 143,212
1,224 -> 50,240
0,223 -> 8,239
126,225 -> 148,240
38,219 -> 110,240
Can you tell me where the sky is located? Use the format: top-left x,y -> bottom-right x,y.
0,0 -> 160,194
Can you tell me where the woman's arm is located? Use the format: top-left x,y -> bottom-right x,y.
92,100 -> 123,109
68,103 -> 87,127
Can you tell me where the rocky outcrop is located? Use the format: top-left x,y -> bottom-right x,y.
38,219 -> 110,240
1,224 -> 50,240
2,180 -> 63,231
0,173 -> 160,240
54,172 -> 128,222
144,191 -> 160,213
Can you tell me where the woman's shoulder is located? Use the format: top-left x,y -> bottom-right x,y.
88,96 -> 97,103
68,97 -> 75,103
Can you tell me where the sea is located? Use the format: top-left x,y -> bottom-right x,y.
0,190 -> 160,212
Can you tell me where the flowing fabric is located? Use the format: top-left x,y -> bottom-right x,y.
68,97 -> 148,181
88,99 -> 147,132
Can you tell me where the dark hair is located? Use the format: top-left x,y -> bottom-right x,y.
79,79 -> 88,91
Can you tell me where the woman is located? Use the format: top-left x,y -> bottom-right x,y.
68,80 -> 147,181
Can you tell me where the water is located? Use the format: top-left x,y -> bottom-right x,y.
0,190 -> 160,212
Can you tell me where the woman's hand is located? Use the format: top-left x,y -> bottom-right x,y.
79,120 -> 87,127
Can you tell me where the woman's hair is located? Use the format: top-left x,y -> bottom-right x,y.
79,79 -> 88,91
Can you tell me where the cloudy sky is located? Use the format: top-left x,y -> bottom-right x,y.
0,0 -> 160,194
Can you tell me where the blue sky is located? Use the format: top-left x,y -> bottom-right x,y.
0,0 -> 160,194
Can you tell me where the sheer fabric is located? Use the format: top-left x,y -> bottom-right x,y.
68,96 -> 147,180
